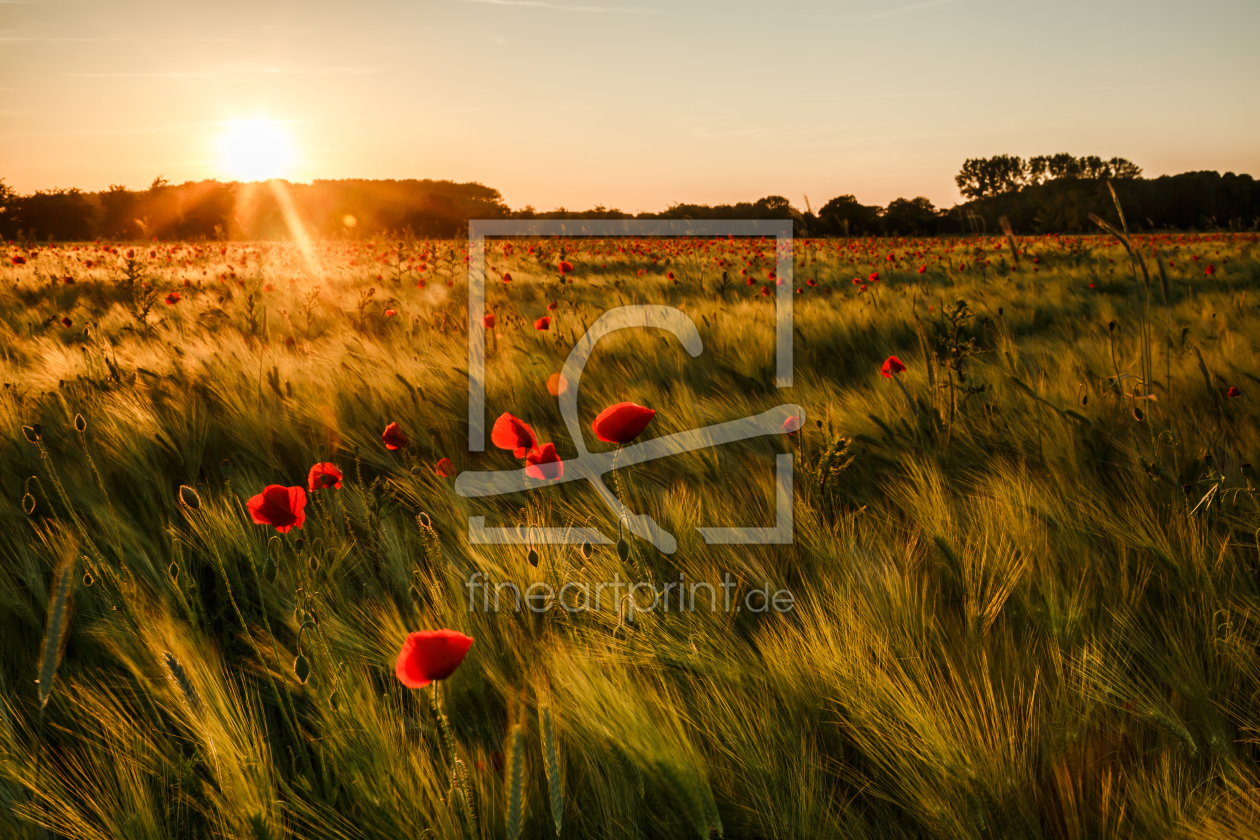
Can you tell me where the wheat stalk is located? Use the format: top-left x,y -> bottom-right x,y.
506,724 -> 525,840
539,704 -> 563,836
37,559 -> 74,710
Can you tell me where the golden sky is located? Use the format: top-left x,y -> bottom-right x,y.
2,0 -> 1258,211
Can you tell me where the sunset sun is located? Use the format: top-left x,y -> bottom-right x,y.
220,120 -> 293,181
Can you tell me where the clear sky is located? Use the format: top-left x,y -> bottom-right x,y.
2,0 -> 1258,212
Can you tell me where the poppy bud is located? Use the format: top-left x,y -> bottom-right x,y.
410,466 -> 424,476
294,655 -> 311,685
308,555 -> 320,573
329,690 -> 339,710
21,494 -> 35,516
1242,463 -> 1255,480
74,414 -> 87,432
219,458 -> 232,477
617,538 -> 630,562
262,556 -> 278,584
527,548 -> 539,567
178,485 -> 201,511
418,511 -> 432,529
295,537 -> 306,552
580,541 -> 592,561
22,425 -> 39,443
1133,407 -> 1143,421
168,562 -> 179,582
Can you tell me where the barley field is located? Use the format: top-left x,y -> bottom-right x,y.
2,226 -> 1260,839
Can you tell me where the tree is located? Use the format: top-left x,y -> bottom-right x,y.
955,155 -> 1027,200
881,196 -> 939,234
818,194 -> 881,234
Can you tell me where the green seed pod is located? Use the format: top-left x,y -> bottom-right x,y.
294,655 -> 311,685
21,494 -> 35,516
616,538 -> 630,563
417,511 -> 432,528
82,570 -> 94,587
580,540 -> 592,561
308,554 -> 320,573
527,548 -> 539,568
168,562 -> 179,582
262,556 -> 277,584
410,466 -> 424,477
218,458 -> 232,477
294,537 -> 306,552
178,485 -> 201,511
21,425 -> 39,443
328,690 -> 339,711
74,414 -> 87,432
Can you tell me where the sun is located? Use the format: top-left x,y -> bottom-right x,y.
220,120 -> 293,181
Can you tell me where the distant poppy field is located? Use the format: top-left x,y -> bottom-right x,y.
2,227 -> 1260,839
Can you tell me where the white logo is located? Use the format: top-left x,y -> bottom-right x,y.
457,220 -> 799,554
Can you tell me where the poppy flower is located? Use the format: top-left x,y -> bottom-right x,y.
384,309 -> 396,317
247,485 -> 307,533
806,278 -> 817,287
1205,265 -> 1216,276
592,402 -> 655,444
1228,386 -> 1241,398
502,272 -> 512,283
11,256 -> 26,265
547,301 -> 557,311
868,272 -> 879,283
917,266 -> 926,274
534,316 -> 550,331
483,313 -> 495,329
382,421 -> 408,450
760,286 -> 770,296
395,629 -> 473,689
307,462 -> 343,491
525,443 -> 563,480
61,316 -> 72,328
881,356 -> 907,378
491,413 -> 538,457
558,260 -> 574,274
745,277 -> 755,286
782,415 -> 801,435
165,292 -> 181,305
434,457 -> 456,477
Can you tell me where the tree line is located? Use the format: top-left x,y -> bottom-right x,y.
2,155 -> 1258,241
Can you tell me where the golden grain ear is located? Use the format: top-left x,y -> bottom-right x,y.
38,558 -> 75,711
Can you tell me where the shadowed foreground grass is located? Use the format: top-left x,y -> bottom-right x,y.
1,231 -> 1260,838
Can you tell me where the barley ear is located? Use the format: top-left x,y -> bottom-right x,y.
37,559 -> 74,710
540,705 -> 563,836
506,724 -> 525,840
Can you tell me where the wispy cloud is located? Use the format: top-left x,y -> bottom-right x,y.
65,65 -> 382,78
867,0 -> 954,20
459,0 -> 662,14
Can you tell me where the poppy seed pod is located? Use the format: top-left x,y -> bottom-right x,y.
294,655 -> 311,685
74,414 -> 87,432
262,556 -> 278,584
580,541 -> 593,561
527,548 -> 539,568
617,538 -> 630,563
22,425 -> 39,443
178,485 -> 201,511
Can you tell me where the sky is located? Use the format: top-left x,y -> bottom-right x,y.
2,0 -> 1259,213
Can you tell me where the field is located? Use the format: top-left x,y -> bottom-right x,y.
3,226 -> 1260,839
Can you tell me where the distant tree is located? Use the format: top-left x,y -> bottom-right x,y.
0,179 -> 16,236
818,194 -> 881,234
881,196 -> 939,234
955,155 -> 1027,200
14,188 -> 93,241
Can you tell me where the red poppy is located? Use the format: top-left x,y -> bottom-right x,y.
434,457 -> 456,477
558,260 -> 574,274
868,272 -> 879,283
1205,265 -> 1216,276
881,356 -> 907,378
165,292 -> 181,305
491,413 -> 538,457
483,313 -> 495,329
782,415 -> 801,435
547,301 -> 557,311
535,316 -> 550,330
382,422 -> 408,450
760,286 -> 770,296
502,272 -> 512,283
1228,386 -> 1241,398
11,256 -> 26,265
61,316 -> 72,328
745,277 -> 755,286
917,266 -> 926,274
525,443 -> 563,480
384,309 -> 396,317
592,402 -> 655,444
307,462 -> 343,491
395,629 -> 473,689
247,485 -> 307,533
806,278 -> 817,287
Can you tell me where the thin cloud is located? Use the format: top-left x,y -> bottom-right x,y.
460,0 -> 663,14
867,0 -> 954,20
66,65 -> 382,78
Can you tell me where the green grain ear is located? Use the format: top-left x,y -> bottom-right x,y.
37,559 -> 74,711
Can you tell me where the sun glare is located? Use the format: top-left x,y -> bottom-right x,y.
220,120 -> 293,181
